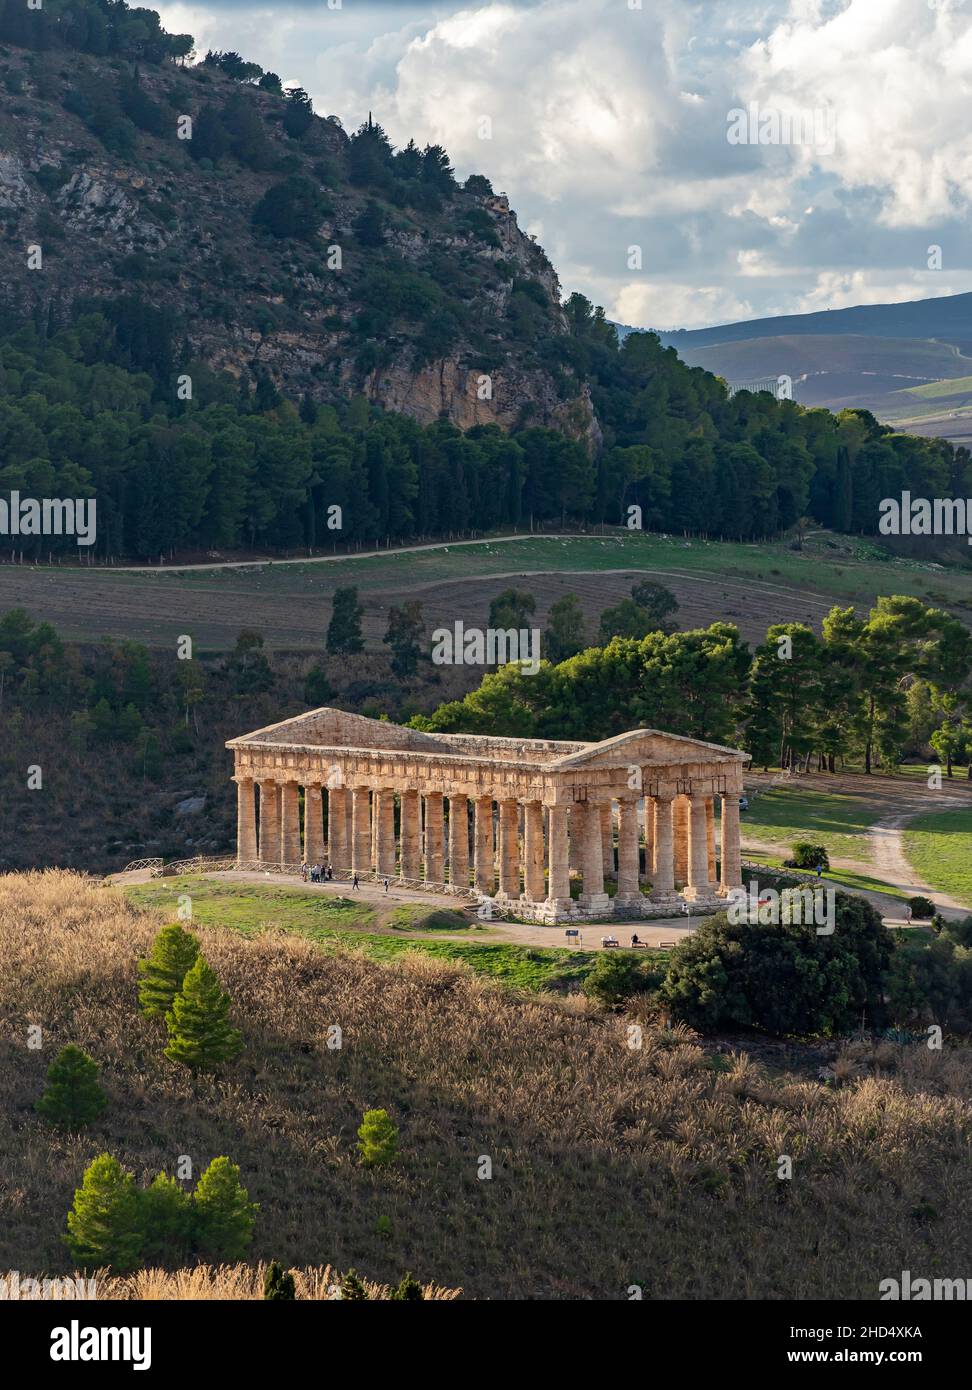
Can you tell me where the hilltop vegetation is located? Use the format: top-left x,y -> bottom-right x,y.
5,871 -> 972,1299
0,11 -> 968,558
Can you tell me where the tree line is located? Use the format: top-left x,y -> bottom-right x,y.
3,312 -> 971,560
414,594 -> 972,777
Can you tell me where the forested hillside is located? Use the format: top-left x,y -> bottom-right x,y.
0,2 -> 969,558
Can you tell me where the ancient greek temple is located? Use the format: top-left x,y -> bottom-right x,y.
227,708 -> 749,921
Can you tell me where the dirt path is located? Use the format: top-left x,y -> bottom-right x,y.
740,767 -> 972,920
868,813 -> 971,914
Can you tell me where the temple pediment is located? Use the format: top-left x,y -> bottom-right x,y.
550,729 -> 749,771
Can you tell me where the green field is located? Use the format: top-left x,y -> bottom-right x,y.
740,846 -> 909,902
903,809 -> 972,909
123,876 -> 610,991
904,374 -> 972,400
136,530 -> 970,603
740,787 -> 879,862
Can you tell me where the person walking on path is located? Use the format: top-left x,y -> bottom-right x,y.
383,878 -> 390,894
352,873 -> 359,891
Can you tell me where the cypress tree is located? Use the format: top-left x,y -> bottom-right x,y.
138,923 -> 200,1018
164,955 -> 243,1069
193,1157 -> 258,1259
326,587 -> 364,655
36,1044 -> 106,1131
64,1154 -> 143,1272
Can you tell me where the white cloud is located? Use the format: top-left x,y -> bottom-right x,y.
154,0 -> 972,329
613,281 -> 754,331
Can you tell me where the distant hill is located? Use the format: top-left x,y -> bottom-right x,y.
652,292 -> 972,351
612,294 -> 972,440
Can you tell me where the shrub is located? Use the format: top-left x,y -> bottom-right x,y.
907,895 -> 936,920
138,922 -> 200,1017
36,1044 -> 106,1131
357,1108 -> 399,1167
164,955 -> 243,1069
389,1272 -> 424,1301
64,1154 -> 142,1272
943,915 -> 972,948
192,1157 -> 258,1260
263,1260 -> 296,1300
303,663 -> 335,705
252,176 -> 329,242
339,1268 -> 369,1300
582,952 -> 661,1008
885,936 -> 972,1031
661,894 -> 893,1036
792,842 -> 830,871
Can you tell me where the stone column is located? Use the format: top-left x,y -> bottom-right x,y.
684,793 -> 713,900
351,787 -> 371,877
650,793 -> 676,899
616,797 -> 641,903
258,780 -> 280,864
705,797 -> 716,882
281,782 -> 302,865
327,787 -> 349,870
641,797 -> 654,883
236,779 -> 257,863
600,802 -> 615,879
448,794 -> 470,888
673,795 -> 689,885
523,800 -> 546,901
546,805 -> 570,903
582,804 -> 605,898
400,789 -> 421,879
424,792 -> 445,883
498,799 -> 520,897
720,793 -> 742,891
303,784 -> 324,864
374,789 -> 396,877
474,795 -> 494,893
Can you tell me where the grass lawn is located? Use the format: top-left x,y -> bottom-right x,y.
740,847 -> 909,902
903,809 -> 972,910
126,877 -> 379,935
123,876 -> 623,991
739,787 -> 879,862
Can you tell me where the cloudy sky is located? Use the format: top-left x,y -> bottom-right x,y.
155,0 -> 972,330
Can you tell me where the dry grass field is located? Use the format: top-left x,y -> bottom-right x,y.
71,1264 -> 460,1301
4,871 -> 972,1300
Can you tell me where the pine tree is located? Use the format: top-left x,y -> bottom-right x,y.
339,1268 -> 369,1300
164,956 -> 243,1069
64,1154 -> 143,1272
138,923 -> 200,1018
357,1108 -> 399,1167
193,1157 -> 258,1259
263,1260 -> 296,1300
36,1044 -> 106,1131
384,601 -> 424,679
389,1271 -> 424,1301
137,1173 -> 193,1264
326,587 -> 364,655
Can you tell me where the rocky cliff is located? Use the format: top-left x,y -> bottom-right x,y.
0,38 -> 598,444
